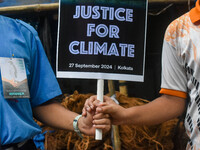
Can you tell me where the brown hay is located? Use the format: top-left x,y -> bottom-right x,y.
37,91 -> 187,150
115,92 -> 179,150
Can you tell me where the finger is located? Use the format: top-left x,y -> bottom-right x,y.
93,119 -> 111,133
88,101 -> 95,110
84,98 -> 93,112
86,96 -> 97,110
95,105 -> 112,114
84,97 -> 90,105
82,107 -> 87,117
103,96 -> 115,103
93,118 -> 110,126
82,99 -> 89,114
83,98 -> 89,111
93,113 -> 110,120
96,102 -> 107,107
93,99 -> 102,107
96,97 -> 114,107
93,124 -> 111,132
87,109 -> 95,116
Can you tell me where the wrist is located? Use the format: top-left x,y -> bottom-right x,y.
73,115 -> 83,138
77,115 -> 87,134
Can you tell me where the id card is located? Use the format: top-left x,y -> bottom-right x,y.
0,57 -> 30,99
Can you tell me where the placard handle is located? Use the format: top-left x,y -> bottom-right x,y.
95,79 -> 104,140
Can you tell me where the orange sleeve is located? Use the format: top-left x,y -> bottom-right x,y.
159,88 -> 187,99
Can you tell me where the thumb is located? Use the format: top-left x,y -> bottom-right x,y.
96,105 -> 113,115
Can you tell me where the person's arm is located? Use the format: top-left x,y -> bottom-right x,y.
119,94 -> 186,125
83,94 -> 186,125
33,100 -> 110,136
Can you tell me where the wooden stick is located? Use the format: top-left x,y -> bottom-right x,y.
108,80 -> 115,96
108,80 -> 121,150
112,125 -> 121,150
0,3 -> 59,14
0,0 -> 195,14
119,80 -> 128,96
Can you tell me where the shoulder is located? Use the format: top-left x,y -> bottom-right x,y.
15,19 -> 39,37
0,15 -> 38,37
164,12 -> 191,47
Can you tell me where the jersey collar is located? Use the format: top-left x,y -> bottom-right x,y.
189,0 -> 200,24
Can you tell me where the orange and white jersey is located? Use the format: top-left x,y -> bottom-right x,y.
160,0 -> 200,149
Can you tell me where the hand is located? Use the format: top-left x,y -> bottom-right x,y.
79,107 -> 111,136
83,95 -> 127,125
82,95 -> 98,116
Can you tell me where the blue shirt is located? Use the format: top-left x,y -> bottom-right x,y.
0,15 -> 62,145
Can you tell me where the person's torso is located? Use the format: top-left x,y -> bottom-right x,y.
0,15 -> 41,145
165,12 -> 200,149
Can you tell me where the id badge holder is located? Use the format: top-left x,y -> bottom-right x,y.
0,57 -> 30,99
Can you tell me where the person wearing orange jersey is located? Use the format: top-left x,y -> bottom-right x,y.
83,0 -> 200,149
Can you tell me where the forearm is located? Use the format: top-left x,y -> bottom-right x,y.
122,95 -> 186,125
33,99 -> 111,136
33,100 -> 78,131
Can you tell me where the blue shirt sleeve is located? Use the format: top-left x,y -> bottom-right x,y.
17,19 -> 62,107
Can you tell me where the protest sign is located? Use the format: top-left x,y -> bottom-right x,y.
56,0 -> 148,82
56,0 -> 148,140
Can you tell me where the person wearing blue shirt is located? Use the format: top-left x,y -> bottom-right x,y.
0,15 -> 110,150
